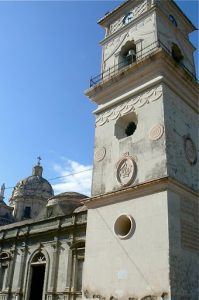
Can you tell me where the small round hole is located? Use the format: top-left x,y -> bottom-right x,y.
114,214 -> 135,239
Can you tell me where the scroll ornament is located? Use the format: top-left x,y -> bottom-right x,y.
96,86 -> 162,127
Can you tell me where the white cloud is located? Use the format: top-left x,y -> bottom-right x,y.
52,158 -> 92,196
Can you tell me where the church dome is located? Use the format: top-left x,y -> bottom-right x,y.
46,191 -> 88,216
47,191 -> 87,206
10,163 -> 54,200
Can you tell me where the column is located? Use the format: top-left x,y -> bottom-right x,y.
64,248 -> 73,295
49,238 -> 60,299
15,245 -> 28,300
5,245 -> 17,293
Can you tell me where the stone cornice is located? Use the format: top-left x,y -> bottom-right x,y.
0,211 -> 87,237
85,50 -> 198,113
94,76 -> 163,116
100,5 -> 156,46
156,5 -> 196,51
83,177 -> 198,209
98,0 -> 196,32
98,0 -> 135,27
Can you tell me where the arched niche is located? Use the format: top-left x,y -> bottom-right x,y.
171,43 -> 183,63
118,41 -> 137,69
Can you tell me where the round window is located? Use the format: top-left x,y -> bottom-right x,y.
114,214 -> 135,239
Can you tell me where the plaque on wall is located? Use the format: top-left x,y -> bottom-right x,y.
116,156 -> 137,186
184,136 -> 197,165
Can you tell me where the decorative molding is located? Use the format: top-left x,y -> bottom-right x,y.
37,243 -> 44,251
149,124 -> 164,141
116,156 -> 137,187
109,0 -> 148,35
184,136 -> 197,165
122,152 -> 138,162
83,176 -> 198,209
104,32 -> 129,62
104,13 -> 152,62
122,152 -> 129,157
94,147 -> 106,162
96,86 -> 162,127
51,241 -> 60,251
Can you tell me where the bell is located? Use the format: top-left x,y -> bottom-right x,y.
126,49 -> 136,62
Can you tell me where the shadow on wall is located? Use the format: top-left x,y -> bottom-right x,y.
83,292 -> 169,300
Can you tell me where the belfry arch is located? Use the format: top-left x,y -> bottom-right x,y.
118,41 -> 137,69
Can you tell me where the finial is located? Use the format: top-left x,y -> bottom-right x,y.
37,156 -> 42,166
0,183 -> 5,198
33,158 -> 43,177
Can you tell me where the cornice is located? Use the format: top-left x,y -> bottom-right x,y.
156,5 -> 196,51
98,0 -> 134,26
94,76 -> 163,115
100,6 -> 156,46
83,177 -> 198,209
0,211 -> 87,234
85,50 -> 198,113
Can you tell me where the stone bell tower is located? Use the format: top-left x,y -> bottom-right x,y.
83,0 -> 198,300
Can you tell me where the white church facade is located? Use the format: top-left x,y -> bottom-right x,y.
0,1 -> 198,300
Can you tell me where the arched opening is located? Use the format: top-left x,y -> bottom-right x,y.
169,15 -> 178,27
171,43 -> 183,63
29,252 -> 46,300
119,41 -> 136,69
115,112 -> 138,140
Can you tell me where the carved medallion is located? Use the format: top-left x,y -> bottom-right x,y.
149,124 -> 164,141
184,136 -> 197,165
116,156 -> 137,186
94,147 -> 106,162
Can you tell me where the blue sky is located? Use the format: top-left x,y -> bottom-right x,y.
0,0 -> 198,201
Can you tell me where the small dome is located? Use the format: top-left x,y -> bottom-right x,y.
47,192 -> 87,206
10,164 -> 54,200
46,191 -> 88,216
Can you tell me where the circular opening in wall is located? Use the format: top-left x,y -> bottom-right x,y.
114,214 -> 135,239
114,112 -> 138,140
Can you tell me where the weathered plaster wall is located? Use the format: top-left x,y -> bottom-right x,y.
168,190 -> 198,300
83,191 -> 170,300
92,84 -> 167,196
156,0 -> 191,38
156,9 -> 195,75
102,10 -> 156,73
163,84 -> 198,191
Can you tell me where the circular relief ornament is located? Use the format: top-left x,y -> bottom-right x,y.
94,147 -> 106,162
149,124 -> 164,141
184,136 -> 197,165
116,156 -> 137,186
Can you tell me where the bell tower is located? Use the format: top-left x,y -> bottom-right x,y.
83,1 -> 198,300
